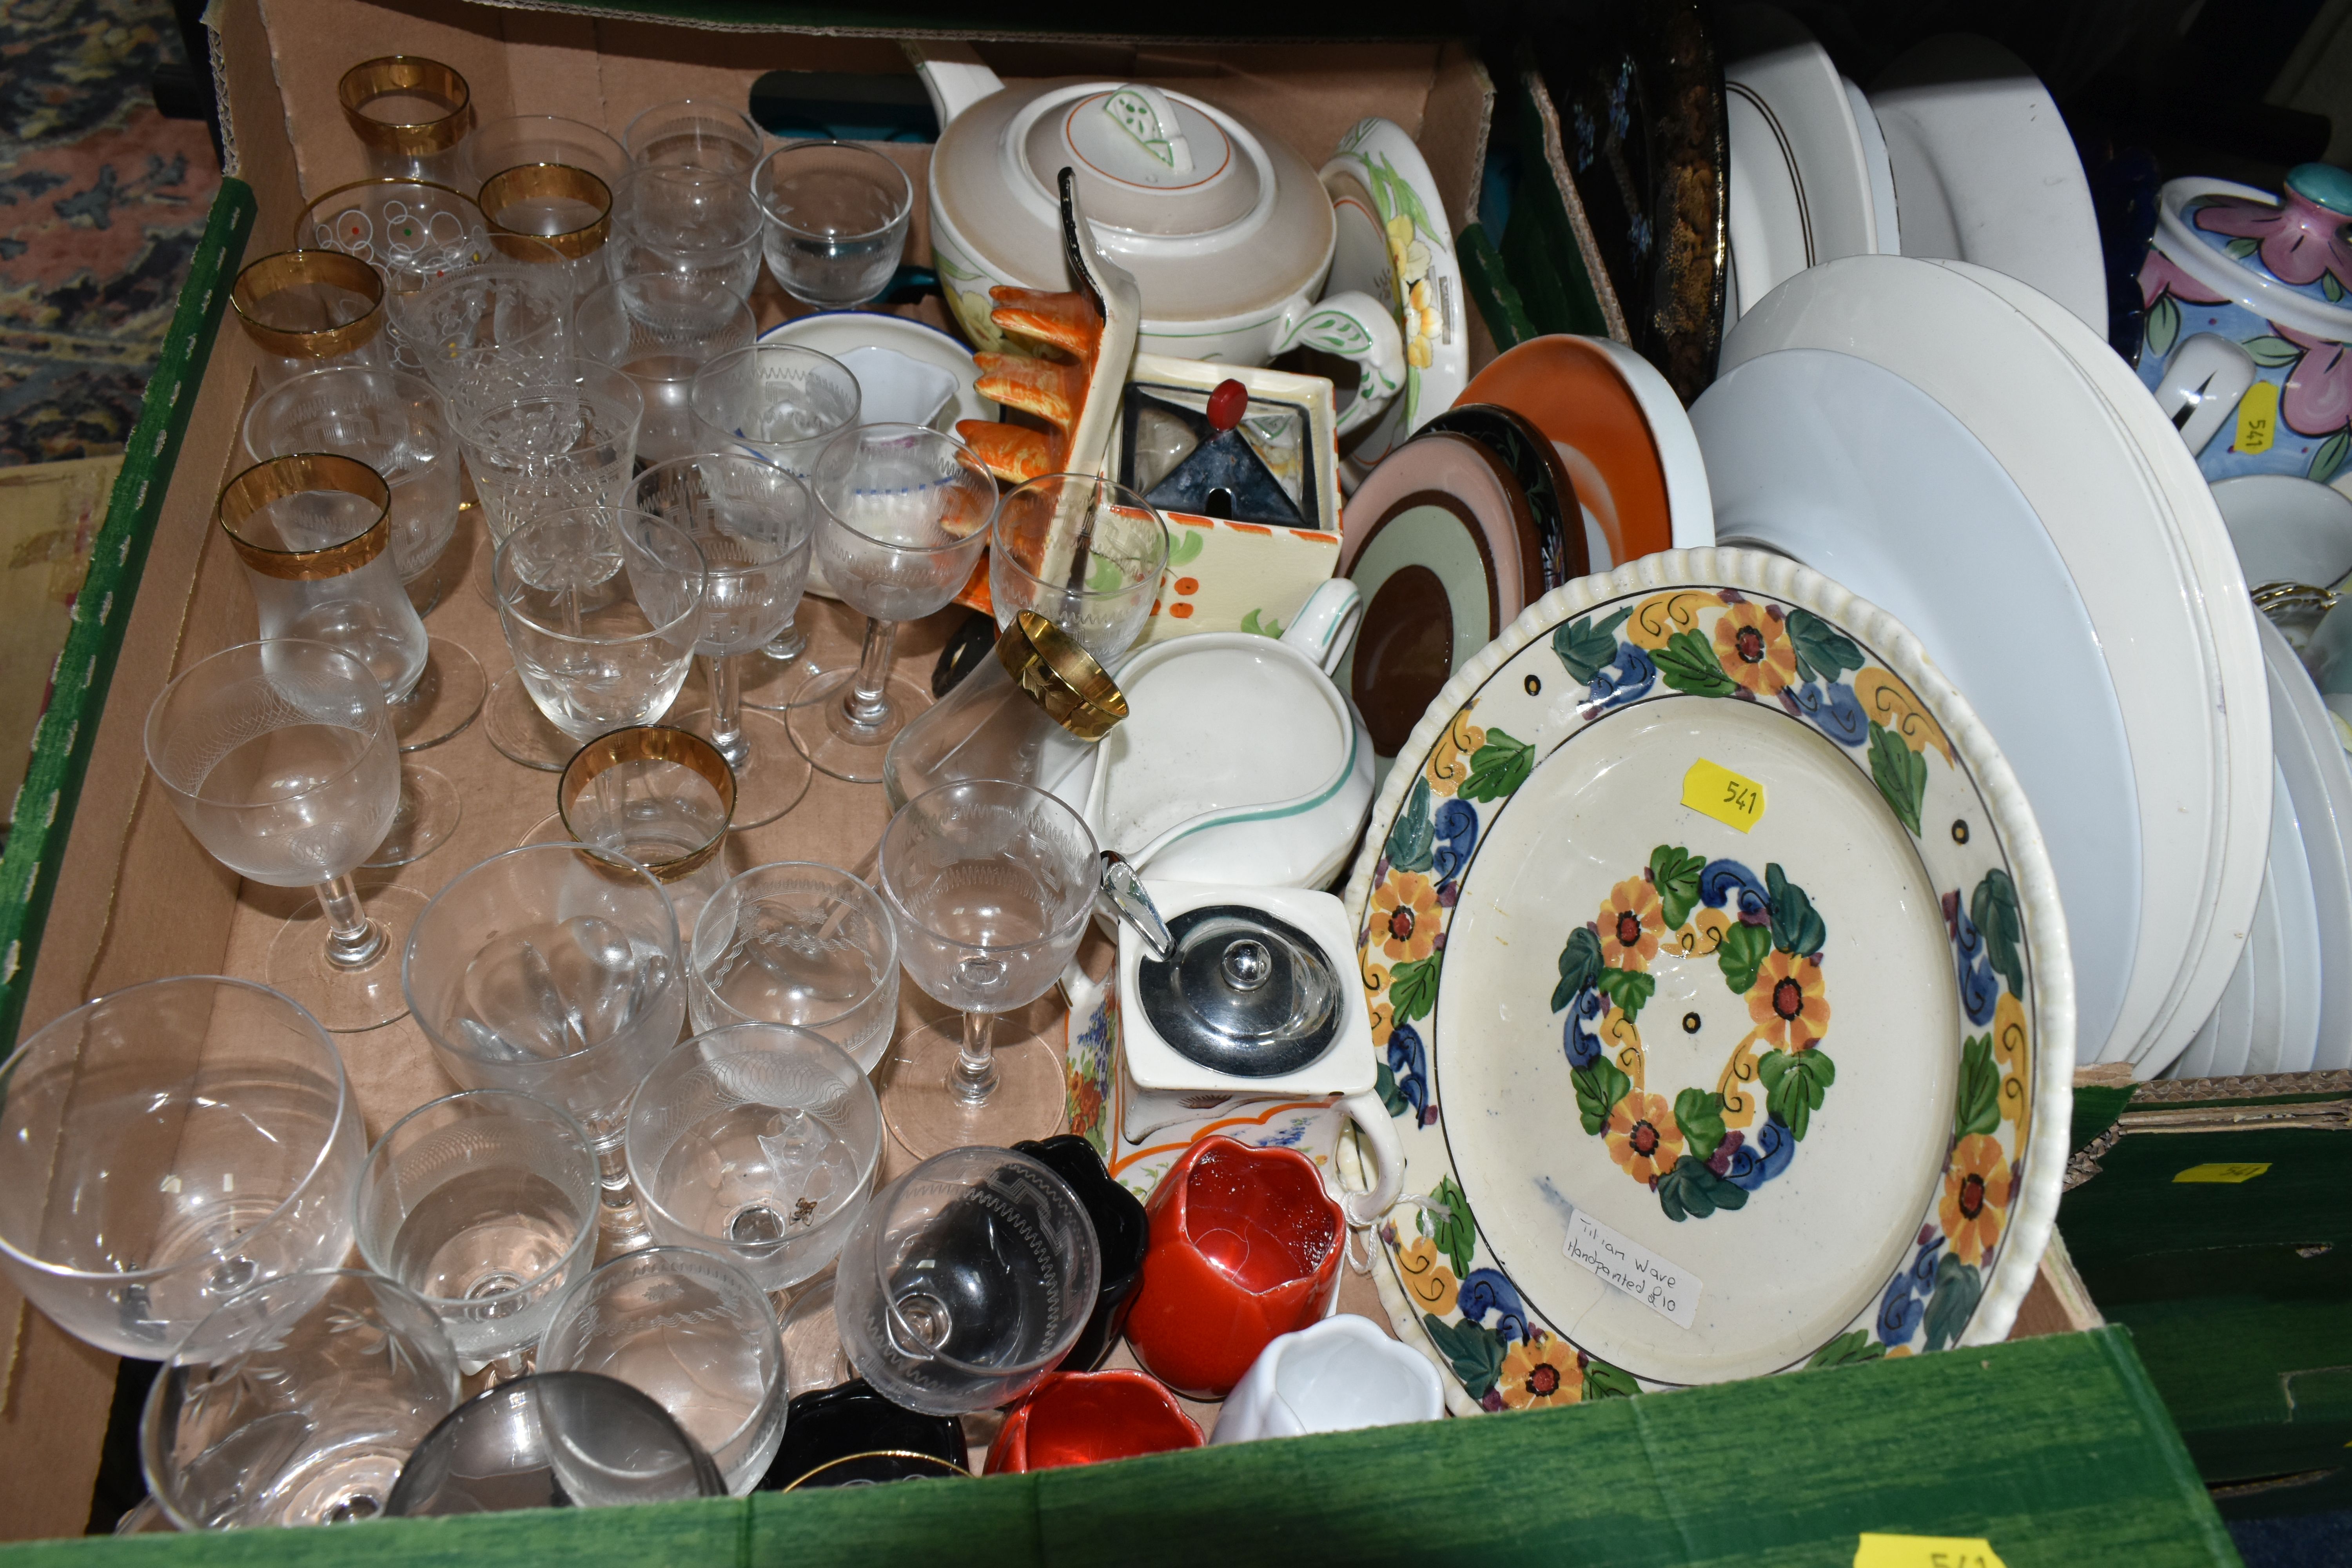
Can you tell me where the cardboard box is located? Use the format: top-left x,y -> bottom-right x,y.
0,4 -> 2200,1553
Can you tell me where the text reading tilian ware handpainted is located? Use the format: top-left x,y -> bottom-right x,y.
1562,1206 -> 1701,1328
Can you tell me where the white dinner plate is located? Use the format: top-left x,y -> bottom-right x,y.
2254,756 -> 2324,1076
1720,5 -> 1881,327
1844,77 -> 1900,256
2260,614 -> 2352,1071
1868,35 -> 2106,334
1724,256 -> 2264,1072
1931,259 -> 2274,1071
1691,346 -> 2140,1074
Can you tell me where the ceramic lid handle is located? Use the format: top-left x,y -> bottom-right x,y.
1102,85 -> 1194,175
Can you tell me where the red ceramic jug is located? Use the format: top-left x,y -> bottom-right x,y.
1122,1136 -> 1347,1399
983,1369 -> 1203,1475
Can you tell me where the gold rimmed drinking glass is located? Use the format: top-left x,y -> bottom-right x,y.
231,249 -> 391,388
339,55 -> 472,185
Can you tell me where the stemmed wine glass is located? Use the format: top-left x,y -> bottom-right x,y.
789,423 -> 996,784
487,505 -> 706,771
0,976 -> 365,1358
214,452 -> 466,869
628,453 -> 817,828
143,639 -> 416,1031
688,860 -> 901,1071
573,274 -> 755,469
832,1147 -> 1098,1416
875,779 -> 1100,1154
688,342 -> 859,708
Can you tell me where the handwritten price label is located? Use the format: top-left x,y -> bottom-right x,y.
2174,1161 -> 2270,1185
2236,379 -> 2279,456
1854,1533 -> 2008,1568
1683,757 -> 1765,833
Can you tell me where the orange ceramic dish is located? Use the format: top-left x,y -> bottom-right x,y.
984,1370 -> 1203,1475
1457,334 -> 1712,568
1123,1136 -> 1346,1399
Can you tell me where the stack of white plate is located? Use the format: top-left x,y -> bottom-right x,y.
1693,253 -> 2271,1078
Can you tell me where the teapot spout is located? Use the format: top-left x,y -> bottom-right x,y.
904,40 -> 1006,132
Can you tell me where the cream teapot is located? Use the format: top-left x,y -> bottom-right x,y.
910,44 -> 1405,435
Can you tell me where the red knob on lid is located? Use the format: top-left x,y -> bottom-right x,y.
1206,378 -> 1248,433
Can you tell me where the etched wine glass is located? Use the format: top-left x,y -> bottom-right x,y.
142,1269 -> 461,1528
688,860 -> 901,1073
143,639 -> 415,1030
487,505 -> 706,771
688,343 -> 858,708
789,423 -> 996,784
355,1089 -> 602,1376
606,164 -> 763,298
573,274 -> 755,468
751,140 -> 912,309
0,976 -> 365,1359
628,452 -> 817,827
876,779 -> 1099,1154
831,1147 -> 1098,1415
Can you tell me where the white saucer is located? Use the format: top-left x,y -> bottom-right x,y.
1932,259 -> 2274,1071
2254,757 -> 2324,1076
756,312 -> 994,428
1691,346 -> 2140,1074
1867,35 -> 2106,334
1724,255 -> 2260,1070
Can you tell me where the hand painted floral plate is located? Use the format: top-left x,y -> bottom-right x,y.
1341,548 -> 2074,1411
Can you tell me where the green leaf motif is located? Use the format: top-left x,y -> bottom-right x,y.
1595,965 -> 1655,1025
1583,1357 -> 1639,1400
1955,1033 -> 2000,1138
1765,862 -> 1826,957
1166,528 -> 1206,567
1656,1154 -> 1751,1223
1653,628 -> 1739,698
1758,1048 -> 1837,1142
1804,1329 -> 1887,1370
1390,953 -> 1442,1024
1237,608 -> 1285,638
1551,926 -> 1602,1014
1386,777 -> 1436,874
1649,844 -> 1706,931
1673,1088 -> 1727,1162
1366,153 -> 1438,241
1376,1061 -> 1410,1120
2144,294 -> 2181,361
1867,722 -> 1927,836
1430,1175 -> 1476,1279
1717,921 -> 1772,995
1969,868 -> 2026,999
1552,609 -> 1632,685
1785,608 -> 1866,686
1922,1253 -> 1983,1353
2328,271 -> 2347,304
1572,1058 -> 1632,1137
1459,728 -> 1535,802
2226,235 -> 2263,260
1422,1311 -> 1506,1399
2312,428 -> 2352,488
2243,334 -> 2305,369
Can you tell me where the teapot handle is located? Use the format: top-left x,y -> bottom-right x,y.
1335,1090 -> 1405,1227
1269,290 -> 1405,438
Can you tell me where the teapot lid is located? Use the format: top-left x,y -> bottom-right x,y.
1136,904 -> 1339,1077
1022,85 -> 1259,238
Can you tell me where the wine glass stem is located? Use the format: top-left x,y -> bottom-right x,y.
842,616 -> 898,730
704,653 -> 747,769
763,613 -> 807,662
952,1010 -> 1000,1104
314,874 -> 387,970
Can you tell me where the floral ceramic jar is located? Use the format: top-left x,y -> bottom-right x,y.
2136,163 -> 2352,488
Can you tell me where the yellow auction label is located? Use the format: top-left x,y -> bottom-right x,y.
2236,379 -> 2279,455
1683,758 -> 1765,833
1854,1534 -> 2008,1568
2173,1161 -> 2271,1185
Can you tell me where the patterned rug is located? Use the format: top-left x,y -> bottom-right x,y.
1,0 -> 221,466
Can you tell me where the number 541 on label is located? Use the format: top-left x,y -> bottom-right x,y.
1683,757 -> 1766,833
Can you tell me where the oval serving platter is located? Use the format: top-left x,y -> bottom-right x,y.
1341,548 -> 2073,1412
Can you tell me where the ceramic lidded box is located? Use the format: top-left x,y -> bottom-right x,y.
2136,163 -> 2352,489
